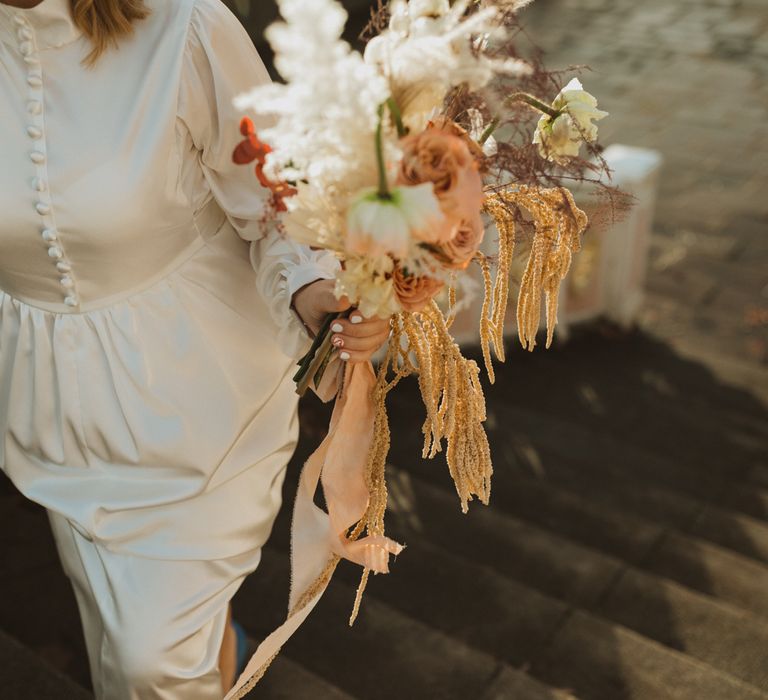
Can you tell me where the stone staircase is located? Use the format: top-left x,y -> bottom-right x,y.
227,326 -> 768,700
1,326 -> 767,699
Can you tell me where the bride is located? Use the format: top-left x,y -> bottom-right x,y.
0,0 -> 390,696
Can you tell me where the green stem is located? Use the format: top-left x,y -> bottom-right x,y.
386,97 -> 407,138
480,92 -> 562,144
375,103 -> 390,199
508,92 -> 561,119
479,117 -> 499,144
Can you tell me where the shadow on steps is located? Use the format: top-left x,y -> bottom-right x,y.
1,326 -> 767,698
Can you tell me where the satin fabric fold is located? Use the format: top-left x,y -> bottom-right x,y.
226,361 -> 404,699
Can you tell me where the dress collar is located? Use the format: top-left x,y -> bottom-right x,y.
0,0 -> 82,50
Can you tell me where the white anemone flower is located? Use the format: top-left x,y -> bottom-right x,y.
346,183 -> 443,259
533,78 -> 609,164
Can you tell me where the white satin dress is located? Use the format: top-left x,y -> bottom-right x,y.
0,0 -> 338,696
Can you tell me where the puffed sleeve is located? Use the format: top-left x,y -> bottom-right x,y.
177,0 -> 340,359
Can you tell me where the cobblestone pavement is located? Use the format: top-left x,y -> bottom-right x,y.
522,0 -> 768,402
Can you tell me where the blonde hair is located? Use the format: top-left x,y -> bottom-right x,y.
71,0 -> 150,65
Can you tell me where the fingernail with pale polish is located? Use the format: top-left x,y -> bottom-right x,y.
332,336 -> 344,348
340,351 -> 350,361
350,315 -> 362,324
331,323 -> 344,333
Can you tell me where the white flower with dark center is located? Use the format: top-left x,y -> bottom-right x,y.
346,183 -> 443,259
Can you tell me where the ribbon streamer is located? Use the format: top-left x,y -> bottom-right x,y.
225,361 -> 404,699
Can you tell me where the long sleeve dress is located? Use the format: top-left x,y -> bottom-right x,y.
0,0 -> 337,695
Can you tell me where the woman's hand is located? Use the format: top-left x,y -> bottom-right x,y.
292,279 -> 391,363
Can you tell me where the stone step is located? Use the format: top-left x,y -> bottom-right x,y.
233,547 -> 576,700
722,480 -> 768,522
487,317 -> 768,453
288,405 -> 768,618
389,386 -> 746,523
269,469 -> 768,693
468,329 -> 767,458
531,610 -> 768,700
383,465 -> 768,621
256,653 -> 356,700
595,567 -> 768,690
0,628 -> 91,700
262,517 -> 768,700
384,405 -> 768,567
643,530 -> 768,619
361,492 -> 768,690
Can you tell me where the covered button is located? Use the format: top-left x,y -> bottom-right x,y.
30,150 -> 45,164
60,276 -> 74,288
41,229 -> 57,242
27,75 -> 42,88
19,40 -> 33,56
56,261 -> 72,272
64,295 -> 78,307
27,125 -> 42,139
47,246 -> 63,259
27,100 -> 41,114
35,202 -> 51,215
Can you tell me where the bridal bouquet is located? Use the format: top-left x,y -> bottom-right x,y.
227,0 -> 610,695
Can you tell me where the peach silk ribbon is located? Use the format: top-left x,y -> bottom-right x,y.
225,361 -> 404,698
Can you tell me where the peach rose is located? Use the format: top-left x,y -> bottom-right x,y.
427,116 -> 486,166
392,263 -> 444,312
397,126 -> 485,237
436,214 -> 485,270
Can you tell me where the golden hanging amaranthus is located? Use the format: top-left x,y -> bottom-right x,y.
343,184 -> 588,625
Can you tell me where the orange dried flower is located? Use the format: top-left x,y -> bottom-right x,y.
232,117 -> 296,212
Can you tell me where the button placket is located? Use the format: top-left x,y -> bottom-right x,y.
16,13 -> 81,310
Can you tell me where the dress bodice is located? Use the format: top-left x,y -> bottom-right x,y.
0,0 -> 298,314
